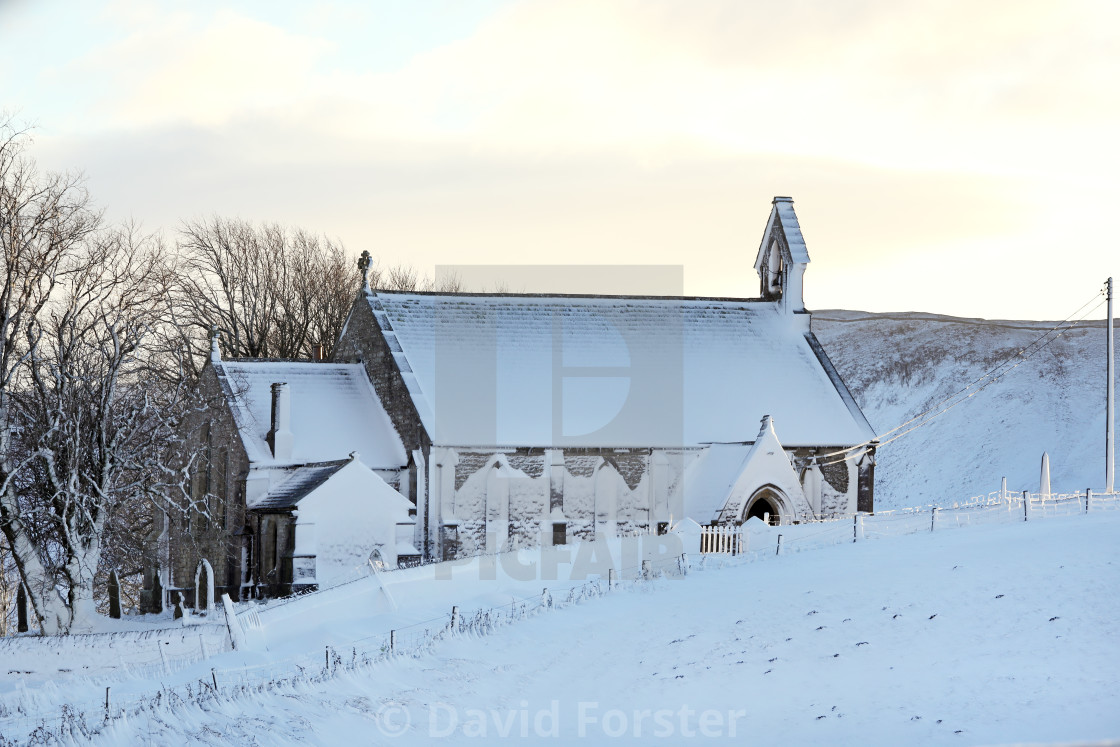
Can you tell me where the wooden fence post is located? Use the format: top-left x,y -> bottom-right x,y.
390,630 -> 396,653
105,687 -> 110,721
930,507 -> 939,532
1086,488 -> 1093,513
608,568 -> 615,589
776,534 -> 783,556
451,605 -> 460,632
1023,490 -> 1030,522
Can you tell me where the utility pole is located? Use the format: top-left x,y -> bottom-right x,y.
1107,277 -> 1115,494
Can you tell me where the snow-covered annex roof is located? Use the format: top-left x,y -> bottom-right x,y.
253,460 -> 349,510
366,291 -> 874,448
213,361 -> 407,468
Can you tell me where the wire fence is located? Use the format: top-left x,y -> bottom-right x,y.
697,490 -> 1119,560
0,489 -> 1116,744
0,552 -> 684,745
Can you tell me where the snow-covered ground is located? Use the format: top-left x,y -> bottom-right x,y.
2,505 -> 1117,745
2,308 -> 1116,745
814,311 -> 1111,509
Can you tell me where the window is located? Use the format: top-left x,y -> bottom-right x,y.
552,522 -> 566,546
270,520 -> 279,572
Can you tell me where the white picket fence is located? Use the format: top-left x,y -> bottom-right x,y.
699,524 -> 745,555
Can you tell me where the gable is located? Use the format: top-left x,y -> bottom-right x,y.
285,459 -> 413,586
682,417 -> 813,524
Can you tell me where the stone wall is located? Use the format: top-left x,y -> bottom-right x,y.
333,293 -> 427,455
440,447 -> 685,558
153,365 -> 252,609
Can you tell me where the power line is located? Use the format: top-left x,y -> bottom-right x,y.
811,286 -> 1109,468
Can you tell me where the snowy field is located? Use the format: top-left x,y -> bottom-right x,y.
2,506 -> 1118,745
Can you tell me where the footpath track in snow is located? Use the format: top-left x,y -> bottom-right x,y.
1,498 -> 1118,745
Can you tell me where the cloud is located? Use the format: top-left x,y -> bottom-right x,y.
47,0 -> 1120,174
66,8 -> 332,129
19,0 -> 1120,318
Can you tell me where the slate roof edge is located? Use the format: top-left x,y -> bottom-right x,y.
802,330 -> 876,442
250,460 -> 352,511
209,359 -> 264,464
220,358 -> 362,365
373,289 -> 773,303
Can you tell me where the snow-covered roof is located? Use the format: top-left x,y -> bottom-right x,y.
254,461 -> 349,510
367,292 -> 874,447
213,361 -> 407,468
773,197 -> 810,264
683,443 -> 752,523
754,196 -> 810,273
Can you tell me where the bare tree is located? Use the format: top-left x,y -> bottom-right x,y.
174,218 -> 357,368
7,222 -> 191,633
0,118 -> 199,633
173,217 -> 462,372
0,116 -> 102,634
0,535 -> 19,634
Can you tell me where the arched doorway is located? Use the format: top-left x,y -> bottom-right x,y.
742,486 -> 787,526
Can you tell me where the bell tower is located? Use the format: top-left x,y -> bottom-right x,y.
753,196 -> 810,314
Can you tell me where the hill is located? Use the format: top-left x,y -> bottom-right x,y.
813,310 -> 1111,509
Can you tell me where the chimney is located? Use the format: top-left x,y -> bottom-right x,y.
267,382 -> 294,461
312,343 -> 325,362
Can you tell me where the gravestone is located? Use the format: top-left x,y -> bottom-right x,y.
151,567 -> 163,613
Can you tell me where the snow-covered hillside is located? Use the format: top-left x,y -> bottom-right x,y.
1,507 -> 1117,745
814,311 -> 1111,509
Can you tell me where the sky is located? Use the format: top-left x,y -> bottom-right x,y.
1,0 -> 1117,319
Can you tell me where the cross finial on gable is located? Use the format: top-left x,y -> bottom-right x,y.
358,250 -> 372,290
209,325 -> 221,362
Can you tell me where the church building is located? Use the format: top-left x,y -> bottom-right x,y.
148,196 -> 876,608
